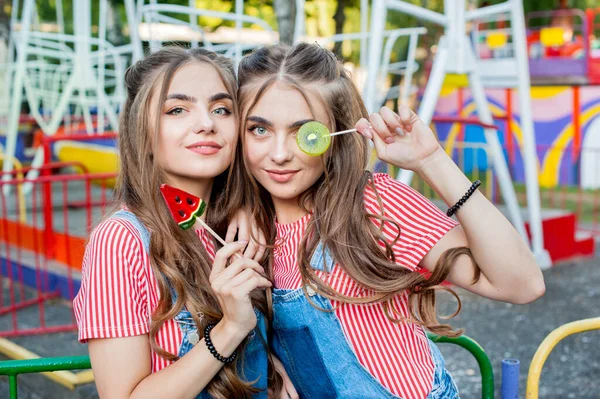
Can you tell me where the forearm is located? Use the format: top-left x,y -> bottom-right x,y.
415,148 -> 543,301
130,321 -> 246,399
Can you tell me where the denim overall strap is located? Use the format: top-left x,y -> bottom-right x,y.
271,242 -> 459,399
110,211 -> 268,398
426,341 -> 460,399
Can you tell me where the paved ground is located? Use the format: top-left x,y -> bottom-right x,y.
0,252 -> 598,398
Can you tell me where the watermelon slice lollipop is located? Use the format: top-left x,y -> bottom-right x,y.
160,184 -> 206,230
159,184 -> 236,254
296,121 -> 358,156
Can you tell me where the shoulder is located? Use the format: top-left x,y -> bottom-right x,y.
90,214 -> 145,249
85,215 -> 149,271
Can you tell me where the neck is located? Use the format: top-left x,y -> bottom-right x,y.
165,175 -> 214,221
272,196 -> 310,225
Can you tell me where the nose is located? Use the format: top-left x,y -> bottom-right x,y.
270,133 -> 293,164
193,109 -> 215,134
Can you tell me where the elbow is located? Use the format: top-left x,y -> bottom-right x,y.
509,250 -> 546,304
511,275 -> 546,305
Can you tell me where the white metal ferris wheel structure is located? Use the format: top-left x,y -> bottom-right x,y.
1,0 -> 547,267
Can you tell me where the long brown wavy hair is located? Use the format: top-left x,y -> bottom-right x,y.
230,43 -> 480,337
116,46 -> 280,398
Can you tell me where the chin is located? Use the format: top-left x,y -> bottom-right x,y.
264,187 -> 301,201
181,164 -> 230,180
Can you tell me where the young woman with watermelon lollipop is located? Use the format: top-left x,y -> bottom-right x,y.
73,47 -> 298,399
232,43 -> 545,398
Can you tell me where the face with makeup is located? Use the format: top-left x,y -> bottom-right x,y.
154,61 -> 237,191
243,80 -> 330,214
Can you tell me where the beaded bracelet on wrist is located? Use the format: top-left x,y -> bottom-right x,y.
446,180 -> 481,217
204,324 -> 237,364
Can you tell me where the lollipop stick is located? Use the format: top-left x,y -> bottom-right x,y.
195,217 -> 243,260
329,128 -> 357,137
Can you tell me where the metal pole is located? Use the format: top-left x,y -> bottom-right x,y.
73,0 -> 91,81
386,0 -> 447,26
294,0 -> 305,43
189,0 -> 200,48
125,0 -> 143,62
509,0 -> 549,267
234,0 -> 243,67
360,0 -> 368,69
465,44 -> 528,240
364,0 -> 386,113
2,0 -> 34,193
501,359 -> 520,399
98,0 -> 108,134
401,31 -> 419,105
397,36 -> 448,184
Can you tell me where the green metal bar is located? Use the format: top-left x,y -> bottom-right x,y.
0,356 -> 91,399
9,375 -> 17,399
0,356 -> 91,376
428,333 -> 495,399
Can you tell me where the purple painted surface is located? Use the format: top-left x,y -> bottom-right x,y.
529,59 -> 587,77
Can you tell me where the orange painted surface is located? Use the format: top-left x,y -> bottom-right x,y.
0,219 -> 84,270
572,86 -> 581,158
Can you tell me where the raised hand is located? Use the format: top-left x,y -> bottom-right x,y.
355,105 -> 443,173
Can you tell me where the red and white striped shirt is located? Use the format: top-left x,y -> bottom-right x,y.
273,173 -> 458,399
73,216 -> 215,373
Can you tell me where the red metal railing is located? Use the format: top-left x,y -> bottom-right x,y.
0,171 -> 116,337
586,7 -> 600,84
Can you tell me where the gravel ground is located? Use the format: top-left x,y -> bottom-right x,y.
0,254 -> 598,399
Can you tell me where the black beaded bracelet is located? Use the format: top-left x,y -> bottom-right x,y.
204,324 -> 237,364
446,180 -> 481,217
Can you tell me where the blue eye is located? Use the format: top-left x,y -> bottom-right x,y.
213,107 -> 231,116
250,126 -> 269,137
167,107 -> 184,115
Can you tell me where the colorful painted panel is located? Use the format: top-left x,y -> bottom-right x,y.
434,85 -> 600,189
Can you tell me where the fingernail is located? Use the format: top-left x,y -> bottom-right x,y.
395,127 -> 404,135
239,240 -> 248,244
385,137 -> 395,144
364,129 -> 373,139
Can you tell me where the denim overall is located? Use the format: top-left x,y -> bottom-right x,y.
271,242 -> 459,399
112,210 -> 269,398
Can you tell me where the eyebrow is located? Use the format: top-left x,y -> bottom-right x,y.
246,116 -> 316,129
166,93 -> 197,102
209,92 -> 233,103
247,116 -> 274,127
165,92 -> 232,103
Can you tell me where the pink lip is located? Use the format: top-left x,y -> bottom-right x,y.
265,169 -> 299,183
186,141 -> 222,155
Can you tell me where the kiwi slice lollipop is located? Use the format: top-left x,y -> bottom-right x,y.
296,121 -> 332,156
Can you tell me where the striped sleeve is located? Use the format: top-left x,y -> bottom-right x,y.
364,173 -> 459,271
73,218 -> 150,343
